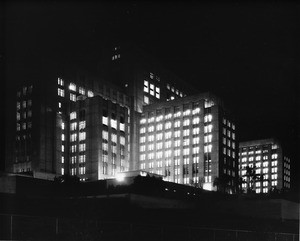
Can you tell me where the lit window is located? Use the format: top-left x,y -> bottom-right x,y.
204,144 -> 212,153
79,143 -> 86,152
204,134 -> 212,143
156,115 -> 163,122
140,154 -> 146,161
144,80 -> 149,92
193,147 -> 200,154
140,127 -> 146,134
174,121 -> 181,128
148,144 -> 154,151
165,122 -> 172,129
183,139 -> 190,146
174,130 -> 181,138
183,109 -> 191,116
70,93 -> 76,102
204,114 -> 212,123
271,167 -> 277,173
155,87 -> 160,99
272,154 -> 278,159
204,125 -> 212,133
87,90 -> 94,97
183,129 -> 190,136
193,137 -> 199,144
192,107 -> 200,115
271,161 -> 277,166
148,135 -> 154,142
192,117 -> 200,125
148,153 -> 154,160
183,119 -> 190,126
156,152 -> 163,159
71,133 -> 77,142
70,112 -> 77,120
61,134 -> 65,141
156,123 -> 163,131
69,83 -> 76,91
156,133 -> 163,141
193,127 -> 200,135
150,73 -> 154,79
174,140 -> 181,147
79,132 -> 86,141
144,95 -> 149,104
79,87 -> 85,95
140,136 -> 146,143
174,149 -> 181,157
150,84 -> 154,96
22,123 -> 26,130
156,142 -> 163,150
165,132 -> 172,139
58,78 -> 64,86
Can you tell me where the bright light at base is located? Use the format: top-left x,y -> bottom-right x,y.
203,183 -> 213,191
116,173 -> 125,182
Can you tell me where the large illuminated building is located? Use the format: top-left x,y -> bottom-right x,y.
239,139 -> 291,193
138,93 -> 238,192
10,73 -> 131,181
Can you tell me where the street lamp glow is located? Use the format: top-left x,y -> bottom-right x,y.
116,173 -> 125,182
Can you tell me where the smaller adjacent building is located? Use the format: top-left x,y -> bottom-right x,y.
239,138 -> 291,193
138,92 -> 238,192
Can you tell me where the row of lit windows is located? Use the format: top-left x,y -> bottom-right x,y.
240,154 -> 278,162
144,80 -> 160,99
17,100 -> 32,110
222,128 -> 235,140
140,109 -> 203,125
166,84 -> 184,97
16,110 -> 32,121
17,86 -> 33,97
16,122 -> 32,131
240,161 -> 278,169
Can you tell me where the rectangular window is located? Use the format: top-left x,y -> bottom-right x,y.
58,88 -> 65,97
69,83 -> 76,91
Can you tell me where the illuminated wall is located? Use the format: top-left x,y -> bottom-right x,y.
138,93 -> 238,192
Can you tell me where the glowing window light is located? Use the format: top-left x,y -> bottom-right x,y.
58,88 -> 65,97
204,114 -> 212,123
156,115 -> 163,122
183,109 -> 191,116
70,112 -> 77,120
69,83 -> 76,91
87,90 -> 94,97
58,78 -> 64,86
140,118 -> 146,124
79,87 -> 85,95
165,122 -> 172,129
156,123 -> 163,130
165,113 -> 172,119
148,117 -> 155,123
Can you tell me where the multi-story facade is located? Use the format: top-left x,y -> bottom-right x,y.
239,138 -> 291,193
67,95 -> 130,181
98,43 -> 191,170
10,72 -> 131,181
138,92 -> 238,192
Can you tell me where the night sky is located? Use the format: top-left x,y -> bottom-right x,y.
3,2 -> 299,189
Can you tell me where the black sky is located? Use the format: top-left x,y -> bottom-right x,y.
3,2 -> 299,189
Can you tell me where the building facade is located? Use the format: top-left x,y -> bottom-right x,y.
68,95 -> 130,181
138,93 -> 238,192
11,73 -> 131,181
239,138 -> 291,193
